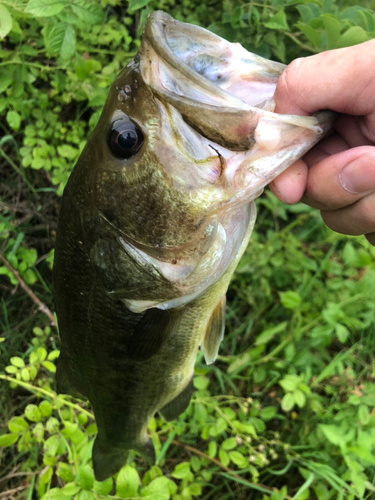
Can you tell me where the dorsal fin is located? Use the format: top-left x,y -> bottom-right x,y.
159,378 -> 194,421
126,308 -> 178,361
201,295 -> 226,365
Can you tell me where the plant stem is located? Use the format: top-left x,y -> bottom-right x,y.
0,252 -> 55,326
0,374 -> 93,419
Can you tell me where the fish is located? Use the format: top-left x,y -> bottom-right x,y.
53,11 -> 334,481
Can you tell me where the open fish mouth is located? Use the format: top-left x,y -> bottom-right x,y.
140,11 -> 335,200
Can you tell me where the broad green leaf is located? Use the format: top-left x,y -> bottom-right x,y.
335,26 -> 369,49
294,389 -> 306,409
60,24 -> 76,60
44,434 -> 61,456
71,3 -> 104,24
0,72 -> 13,93
295,22 -> 322,48
0,433 -> 18,447
57,462 -> 75,483
41,487 -> 70,500
76,491 -> 94,500
78,465 -> 95,490
193,376 -> 209,390
10,356 -> 25,368
8,416 -> 28,434
279,375 -> 300,392
42,360 -> 57,373
171,462 -> 194,481
281,393 -> 295,412
279,291 -> 301,310
321,14 -> 341,49
25,0 -> 65,17
221,437 -> 237,450
141,476 -> 173,500
116,465 -> 140,498
32,423 -> 44,443
358,405 -> 370,425
25,404 -> 42,422
260,406 -> 277,421
62,482 -> 80,495
128,0 -> 152,12
93,477 -> 113,495
39,400 -> 53,417
335,323 -> 349,343
264,10 -> 289,31
219,448 -> 230,467
229,450 -> 248,469
6,111 -> 21,131
0,5 -> 12,39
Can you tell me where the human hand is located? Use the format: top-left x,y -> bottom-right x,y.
270,39 -> 375,246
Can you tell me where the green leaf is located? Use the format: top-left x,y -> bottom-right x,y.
93,477 -> 113,495
10,356 -> 25,368
33,422 -> 45,443
39,400 -> 53,417
116,465 -> 140,498
171,462 -> 194,481
279,291 -> 301,310
60,24 -> 76,60
6,110 -> 22,131
25,404 -> 42,422
295,22 -> 322,48
259,406 -> 276,421
25,0 -> 65,17
255,321 -> 287,345
41,487 -> 70,500
279,375 -> 300,392
44,434 -> 61,456
219,448 -> 230,467
57,462 -> 75,483
62,482 -> 81,495
335,323 -> 349,344
294,389 -> 306,409
128,0 -> 152,12
321,14 -> 341,49
0,5 -> 12,39
193,376 -> 210,390
264,10 -> 289,31
335,26 -> 369,49
42,360 -> 57,373
229,450 -> 248,469
221,437 -> 237,450
141,476 -> 172,500
358,405 -> 370,425
0,433 -> 18,447
78,465 -> 95,490
0,71 -> 13,93
8,416 -> 28,434
281,393 -> 295,412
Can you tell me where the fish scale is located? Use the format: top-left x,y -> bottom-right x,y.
53,11 -> 335,481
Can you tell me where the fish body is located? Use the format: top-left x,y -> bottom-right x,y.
53,11 -> 334,480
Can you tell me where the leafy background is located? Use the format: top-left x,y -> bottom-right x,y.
1,0 -> 375,499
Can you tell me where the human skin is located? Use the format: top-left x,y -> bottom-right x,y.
270,39 -> 375,246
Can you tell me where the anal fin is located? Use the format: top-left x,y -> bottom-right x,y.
159,378 -> 194,421
201,295 -> 226,365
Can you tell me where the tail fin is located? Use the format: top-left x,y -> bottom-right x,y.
92,437 -> 128,481
92,433 -> 155,481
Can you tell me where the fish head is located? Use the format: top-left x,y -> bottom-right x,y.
77,11 -> 334,312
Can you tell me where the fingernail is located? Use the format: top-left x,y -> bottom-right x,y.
339,154 -> 375,194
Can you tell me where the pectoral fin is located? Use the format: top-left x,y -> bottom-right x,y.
159,378 -> 194,421
201,295 -> 226,365
126,308 -> 178,361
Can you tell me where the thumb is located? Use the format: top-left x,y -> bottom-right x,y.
273,39 -> 375,117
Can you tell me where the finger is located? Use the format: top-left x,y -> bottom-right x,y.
273,39 -> 375,118
303,132 -> 349,167
269,159 -> 307,204
321,191 -> 375,236
302,147 -> 375,210
335,115 -> 375,148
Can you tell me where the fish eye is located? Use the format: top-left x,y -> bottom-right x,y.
108,119 -> 144,159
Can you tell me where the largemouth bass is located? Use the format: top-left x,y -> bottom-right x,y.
53,11 -> 333,481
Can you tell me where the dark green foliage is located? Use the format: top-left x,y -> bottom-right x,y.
1,1 -> 375,499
